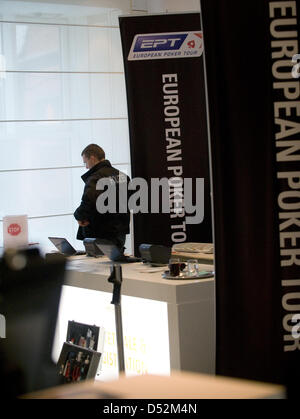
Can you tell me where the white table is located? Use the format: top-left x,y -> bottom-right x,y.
53,256 -> 215,380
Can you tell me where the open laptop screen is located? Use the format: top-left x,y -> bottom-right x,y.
95,239 -> 125,261
95,239 -> 140,263
48,237 -> 76,256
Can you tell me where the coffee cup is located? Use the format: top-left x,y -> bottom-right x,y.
168,258 -> 181,277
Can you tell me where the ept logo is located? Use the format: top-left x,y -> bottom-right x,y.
7,223 -> 21,236
128,31 -> 203,61
134,34 -> 187,52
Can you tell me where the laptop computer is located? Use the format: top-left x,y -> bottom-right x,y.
95,239 -> 140,263
48,237 -> 86,256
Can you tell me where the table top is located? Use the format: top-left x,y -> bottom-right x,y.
64,256 -> 215,304
24,370 -> 285,399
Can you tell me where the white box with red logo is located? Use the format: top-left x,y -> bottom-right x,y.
3,215 -> 28,249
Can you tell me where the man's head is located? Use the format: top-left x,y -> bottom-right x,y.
81,144 -> 105,169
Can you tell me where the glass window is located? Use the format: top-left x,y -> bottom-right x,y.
0,1 -> 132,253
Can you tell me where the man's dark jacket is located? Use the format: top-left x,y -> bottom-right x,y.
74,160 -> 130,241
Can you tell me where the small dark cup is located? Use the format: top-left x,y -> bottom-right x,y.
168,258 -> 181,277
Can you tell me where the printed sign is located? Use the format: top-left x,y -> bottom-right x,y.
201,0 -> 300,388
128,31 -> 203,60
3,215 -> 28,249
7,223 -> 21,236
120,13 -> 212,253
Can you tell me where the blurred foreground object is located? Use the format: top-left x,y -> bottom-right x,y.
24,370 -> 285,399
0,247 -> 66,397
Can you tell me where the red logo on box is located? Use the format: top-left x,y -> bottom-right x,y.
7,223 -> 21,236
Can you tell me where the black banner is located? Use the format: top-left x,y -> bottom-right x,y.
119,13 -> 212,254
201,0 -> 300,391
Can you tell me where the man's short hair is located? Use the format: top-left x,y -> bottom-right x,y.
81,144 -> 105,161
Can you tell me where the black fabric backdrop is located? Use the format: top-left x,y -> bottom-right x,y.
201,0 -> 300,391
119,13 -> 212,255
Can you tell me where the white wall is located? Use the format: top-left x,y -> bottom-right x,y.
0,0 -> 132,252
145,0 -> 200,13
0,0 -> 200,253
165,0 -> 200,12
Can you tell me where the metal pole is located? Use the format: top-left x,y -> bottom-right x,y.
114,264 -> 125,373
114,302 -> 125,373
108,264 -> 125,375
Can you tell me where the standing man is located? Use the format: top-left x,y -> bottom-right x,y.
74,144 -> 130,252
